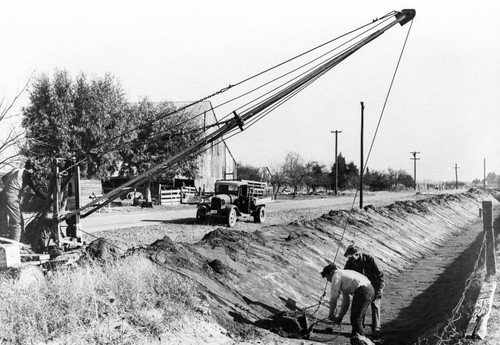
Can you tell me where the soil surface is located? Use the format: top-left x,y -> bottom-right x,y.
84,189 -> 500,345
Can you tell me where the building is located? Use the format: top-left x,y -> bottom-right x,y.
173,101 -> 237,193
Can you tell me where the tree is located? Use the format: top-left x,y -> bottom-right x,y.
267,162 -> 288,200
236,162 -> 262,181
21,70 -> 202,207
364,169 -> 389,191
118,98 -> 200,181
396,169 -> 414,189
22,70 -> 129,179
0,80 -> 31,171
330,154 -> 359,190
364,168 -> 414,191
283,152 -> 307,198
303,162 -> 329,193
472,178 -> 482,186
486,172 -> 497,186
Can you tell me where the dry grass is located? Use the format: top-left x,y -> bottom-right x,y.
0,254 -> 198,345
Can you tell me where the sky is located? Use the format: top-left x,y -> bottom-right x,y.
1,1 -> 499,183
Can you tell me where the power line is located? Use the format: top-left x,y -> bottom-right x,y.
57,15 -> 394,174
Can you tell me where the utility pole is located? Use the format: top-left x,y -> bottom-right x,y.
410,152 -> 420,191
331,130 -> 342,196
484,158 -> 486,189
454,163 -> 459,189
359,102 -> 364,209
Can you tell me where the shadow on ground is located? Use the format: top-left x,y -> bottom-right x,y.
382,208 -> 500,345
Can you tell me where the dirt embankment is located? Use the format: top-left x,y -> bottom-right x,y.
109,188 -> 499,344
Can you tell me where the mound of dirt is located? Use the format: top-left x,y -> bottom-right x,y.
128,189 -> 499,344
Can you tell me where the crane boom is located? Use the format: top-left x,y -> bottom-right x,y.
60,9 -> 415,222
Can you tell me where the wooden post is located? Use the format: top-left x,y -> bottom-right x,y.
359,102 -> 364,209
52,159 -> 61,247
483,201 -> 496,276
331,130 -> 342,196
73,165 -> 81,239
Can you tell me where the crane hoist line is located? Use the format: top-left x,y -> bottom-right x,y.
59,9 -> 416,228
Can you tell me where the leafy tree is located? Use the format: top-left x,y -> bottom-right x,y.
22,70 -> 129,179
472,178 -> 482,186
236,162 -> 262,181
21,70 -> 202,207
303,162 -> 329,193
364,169 -> 389,191
118,98 -> 200,181
396,169 -> 414,189
330,154 -> 359,190
486,172 -> 497,186
364,168 -> 414,191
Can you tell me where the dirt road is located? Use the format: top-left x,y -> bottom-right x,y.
81,190 -> 431,233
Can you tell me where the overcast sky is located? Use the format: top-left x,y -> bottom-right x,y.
1,1 -> 499,183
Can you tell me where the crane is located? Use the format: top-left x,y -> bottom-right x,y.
41,9 -> 415,251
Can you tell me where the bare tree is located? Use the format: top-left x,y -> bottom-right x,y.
0,79 -> 31,171
267,162 -> 288,200
283,152 -> 307,198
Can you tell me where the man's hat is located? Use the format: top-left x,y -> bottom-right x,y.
321,263 -> 338,278
25,159 -> 35,170
344,244 -> 359,257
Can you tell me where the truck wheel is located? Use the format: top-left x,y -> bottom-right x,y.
227,207 -> 237,227
196,209 -> 206,224
254,206 -> 266,223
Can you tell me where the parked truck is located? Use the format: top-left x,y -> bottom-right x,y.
196,180 -> 272,227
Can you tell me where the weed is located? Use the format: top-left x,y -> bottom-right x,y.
0,254 -> 197,344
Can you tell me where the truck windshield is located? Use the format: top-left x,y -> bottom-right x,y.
215,184 -> 239,196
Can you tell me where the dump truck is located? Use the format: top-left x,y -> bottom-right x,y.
196,180 -> 272,227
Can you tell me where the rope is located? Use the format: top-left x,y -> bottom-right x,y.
333,16 -> 415,254
56,13 -> 392,175
364,18 -> 414,173
299,15 -> 415,341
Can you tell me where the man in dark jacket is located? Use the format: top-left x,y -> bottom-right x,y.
344,244 -> 385,337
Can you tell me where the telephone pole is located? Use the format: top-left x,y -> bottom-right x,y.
454,163 -> 459,189
484,158 -> 486,188
359,102 -> 364,209
331,130 -> 342,196
410,152 -> 420,191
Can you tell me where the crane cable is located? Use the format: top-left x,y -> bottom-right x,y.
298,16 -> 415,342
58,13 -> 394,175
333,17 -> 414,261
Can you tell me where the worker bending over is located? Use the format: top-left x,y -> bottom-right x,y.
321,263 -> 374,337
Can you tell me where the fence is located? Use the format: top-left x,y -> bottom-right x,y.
240,179 -> 268,196
434,200 -> 497,344
158,185 -> 198,205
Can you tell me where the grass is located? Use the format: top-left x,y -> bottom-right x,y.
0,254 -> 198,345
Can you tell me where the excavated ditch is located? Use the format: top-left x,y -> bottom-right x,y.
92,188 -> 499,344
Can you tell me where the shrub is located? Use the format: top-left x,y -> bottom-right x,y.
0,254 -> 197,345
